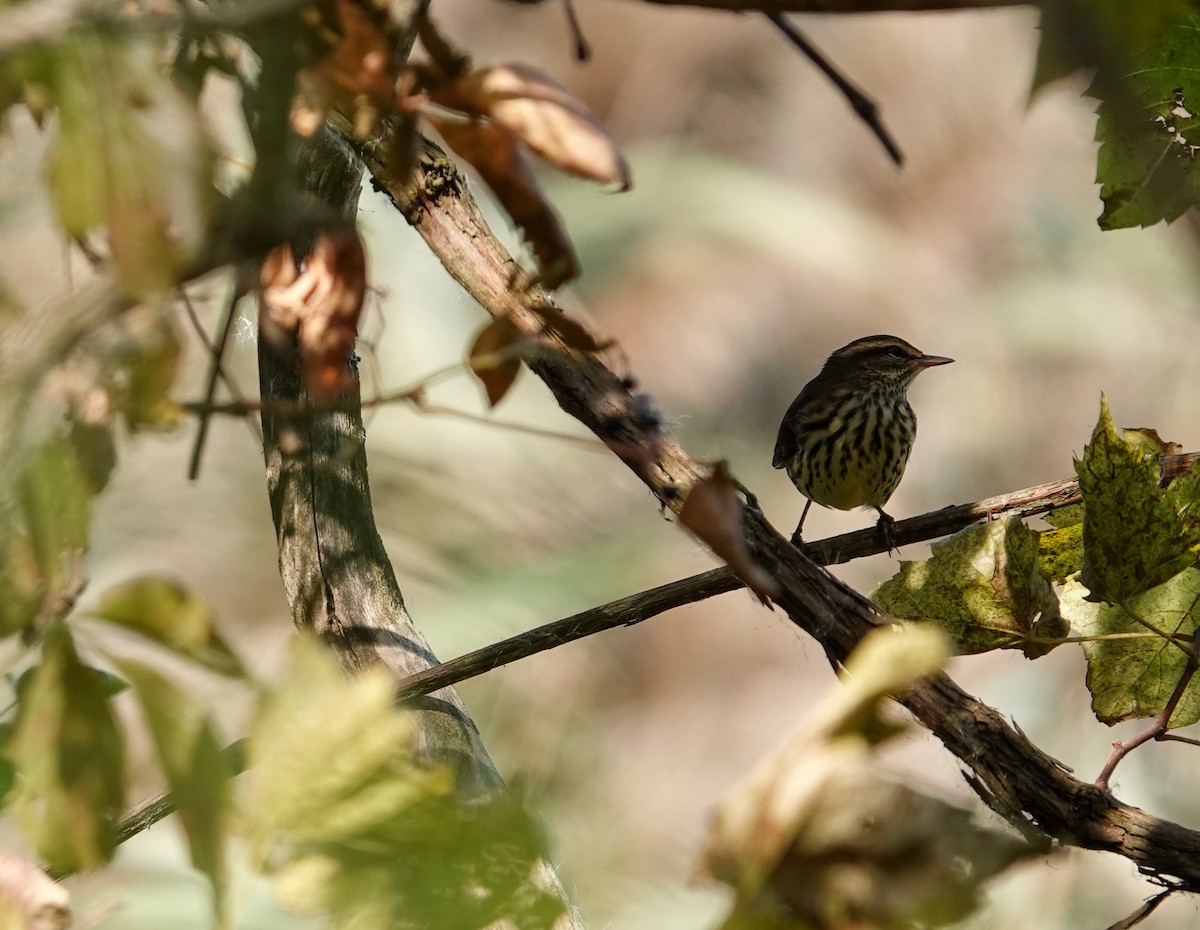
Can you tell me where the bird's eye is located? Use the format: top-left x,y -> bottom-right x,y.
885,346 -> 906,359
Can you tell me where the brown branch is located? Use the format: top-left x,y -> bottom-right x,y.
365,133 -> 1200,891
765,12 -> 903,165
392,459 -> 1200,702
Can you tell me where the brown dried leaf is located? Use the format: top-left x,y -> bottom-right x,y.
431,63 -> 630,189
292,0 -> 398,139
468,315 -> 524,408
260,229 -> 366,401
529,304 -> 610,353
680,463 -> 779,604
429,114 -> 579,289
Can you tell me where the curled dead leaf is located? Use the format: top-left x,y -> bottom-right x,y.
431,63 -> 630,189
429,114 -> 579,289
679,463 -> 779,605
291,0 -> 398,139
260,228 -> 366,401
529,304 -> 610,354
468,315 -> 525,408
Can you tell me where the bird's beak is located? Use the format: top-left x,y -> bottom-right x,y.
918,354 -> 954,368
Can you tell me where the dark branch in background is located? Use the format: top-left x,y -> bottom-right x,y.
362,134 -> 1200,891
186,290 -> 244,480
765,12 -> 903,165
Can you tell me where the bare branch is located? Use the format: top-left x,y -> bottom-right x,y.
765,12 -> 903,165
365,133 -> 1200,890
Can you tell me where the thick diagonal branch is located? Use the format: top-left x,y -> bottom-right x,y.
366,135 -> 1200,890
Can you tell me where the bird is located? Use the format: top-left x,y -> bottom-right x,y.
772,335 -> 953,548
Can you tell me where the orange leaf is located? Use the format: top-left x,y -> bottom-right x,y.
430,115 -> 579,289
680,463 -> 780,605
260,228 -> 366,401
432,63 -> 630,189
468,315 -> 524,408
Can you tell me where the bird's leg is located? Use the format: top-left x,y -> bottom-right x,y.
875,507 -> 898,553
790,499 -> 813,546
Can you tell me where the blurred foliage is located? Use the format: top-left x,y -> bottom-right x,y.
1,1 -> 1200,929
703,626 -> 1036,930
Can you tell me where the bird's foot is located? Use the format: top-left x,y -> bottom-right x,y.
876,510 -> 898,554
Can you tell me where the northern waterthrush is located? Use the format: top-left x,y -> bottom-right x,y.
772,335 -> 953,546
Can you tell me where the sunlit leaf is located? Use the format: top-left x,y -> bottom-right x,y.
1038,521 -> 1084,584
433,63 -> 631,188
429,114 -> 579,289
1076,397 -> 1200,602
679,462 -> 779,605
702,626 -> 1032,930
116,659 -> 231,924
872,517 -> 1065,657
247,637 -> 563,930
1091,14 -> 1200,229
46,34 -> 213,293
244,636 -> 433,850
9,623 -> 125,873
1062,569 -> 1200,726
468,315 -> 524,408
90,576 -> 245,678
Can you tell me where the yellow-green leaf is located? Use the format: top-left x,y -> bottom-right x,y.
91,576 -> 245,678
46,34 -> 212,294
872,517 -> 1064,657
9,623 -> 125,873
1076,397 -> 1200,603
1062,569 -> 1200,727
116,659 -> 231,925
244,636 -> 437,850
1038,521 -> 1084,584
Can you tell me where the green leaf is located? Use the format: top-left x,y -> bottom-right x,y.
9,623 -> 125,873
1032,0 -> 1189,92
112,306 -> 184,432
244,636 -> 434,850
1062,568 -> 1200,726
90,576 -> 245,677
1038,521 -> 1084,584
1091,13 -> 1200,229
1043,504 -> 1084,529
46,34 -> 213,293
1076,397 -> 1200,603
115,659 -> 231,925
871,517 -> 1064,657
17,437 -> 91,582
247,637 -> 564,930
0,437 -> 93,638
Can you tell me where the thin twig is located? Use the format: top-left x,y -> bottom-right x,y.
178,287 -> 262,452
765,11 -> 903,166
1096,627 -> 1200,789
393,461 -> 1200,704
187,290 -> 241,481
1103,887 -> 1176,930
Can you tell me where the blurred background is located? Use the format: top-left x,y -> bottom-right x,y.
5,1 -> 1200,928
